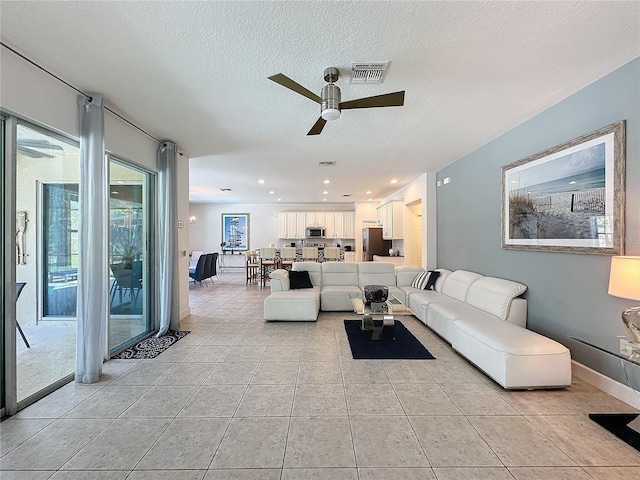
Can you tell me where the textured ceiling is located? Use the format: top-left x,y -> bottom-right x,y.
1,1 -> 638,204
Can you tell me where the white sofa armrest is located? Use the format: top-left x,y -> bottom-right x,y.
269,269 -> 290,292
506,298 -> 527,328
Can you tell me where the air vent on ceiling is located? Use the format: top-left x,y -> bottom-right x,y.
351,61 -> 389,84
220,188 -> 233,192
318,161 -> 336,167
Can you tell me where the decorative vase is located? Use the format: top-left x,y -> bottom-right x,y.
622,306 -> 640,343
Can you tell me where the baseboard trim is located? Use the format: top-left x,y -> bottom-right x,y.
180,307 -> 191,320
572,360 -> 640,410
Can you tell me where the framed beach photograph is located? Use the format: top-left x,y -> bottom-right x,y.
221,213 -> 249,251
501,121 -> 625,255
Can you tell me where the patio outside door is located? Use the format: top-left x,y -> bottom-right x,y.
109,158 -> 154,352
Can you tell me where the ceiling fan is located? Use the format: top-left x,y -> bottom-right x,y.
268,67 -> 405,135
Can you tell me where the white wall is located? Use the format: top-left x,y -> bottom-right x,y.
189,203 -> 356,253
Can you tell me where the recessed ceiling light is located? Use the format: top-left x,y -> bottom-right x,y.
390,179 -> 398,184
323,191 -> 328,195
323,179 -> 330,184
277,198 -> 282,201
258,179 -> 266,184
366,190 -> 372,195
368,198 -> 373,201
322,198 -> 327,202
269,190 -> 275,194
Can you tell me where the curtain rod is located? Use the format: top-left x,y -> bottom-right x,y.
1,42 -> 183,156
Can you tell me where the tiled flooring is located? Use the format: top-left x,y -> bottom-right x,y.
2,271 -> 640,480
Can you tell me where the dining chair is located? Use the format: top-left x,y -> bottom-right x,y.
259,247 -> 278,287
279,246 -> 297,270
245,250 -> 259,284
302,246 -> 318,262
15,282 -> 30,348
188,254 -> 208,287
323,246 -> 341,262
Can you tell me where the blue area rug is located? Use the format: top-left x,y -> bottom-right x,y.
344,319 -> 435,360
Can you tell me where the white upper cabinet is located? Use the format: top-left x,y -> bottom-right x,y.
343,212 -> 355,239
306,212 -> 325,227
277,210 -> 355,239
377,200 -> 404,239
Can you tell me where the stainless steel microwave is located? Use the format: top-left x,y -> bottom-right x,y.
306,227 -> 325,238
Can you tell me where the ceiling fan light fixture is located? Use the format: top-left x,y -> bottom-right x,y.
321,83 -> 341,121
322,108 -> 340,121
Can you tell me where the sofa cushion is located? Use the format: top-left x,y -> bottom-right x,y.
321,261 -> 359,286
292,262 -> 323,286
395,266 -> 425,287
440,270 -> 483,302
466,277 -> 527,320
357,262 -> 397,287
320,285 -> 362,311
427,300 -> 497,340
433,268 -> 452,293
289,270 -> 314,289
451,317 -> 571,388
269,269 -> 289,292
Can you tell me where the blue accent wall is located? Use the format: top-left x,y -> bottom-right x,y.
436,58 -> 640,385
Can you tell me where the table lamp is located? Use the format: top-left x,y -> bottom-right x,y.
608,256 -> 640,343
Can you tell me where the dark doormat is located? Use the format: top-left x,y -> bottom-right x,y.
344,320 -> 435,360
111,330 -> 190,359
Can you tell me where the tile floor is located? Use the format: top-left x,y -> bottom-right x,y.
2,271 -> 640,480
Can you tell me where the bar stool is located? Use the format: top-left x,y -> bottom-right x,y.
280,246 -> 297,270
302,247 -> 318,262
259,247 -> 278,287
324,246 -> 341,262
245,250 -> 259,284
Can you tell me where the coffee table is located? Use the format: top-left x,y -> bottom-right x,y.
351,296 -> 414,340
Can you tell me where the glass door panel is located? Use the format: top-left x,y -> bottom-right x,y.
109,159 -> 153,351
16,123 -> 79,402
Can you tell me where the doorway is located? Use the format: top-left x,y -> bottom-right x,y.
108,158 -> 154,353
405,200 -> 423,267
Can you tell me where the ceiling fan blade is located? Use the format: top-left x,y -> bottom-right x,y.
307,117 -> 327,136
340,91 -> 405,110
268,73 -> 322,104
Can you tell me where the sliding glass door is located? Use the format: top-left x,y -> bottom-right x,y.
15,122 -> 79,402
109,158 -> 154,352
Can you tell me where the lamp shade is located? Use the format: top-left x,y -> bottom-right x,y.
608,256 -> 640,301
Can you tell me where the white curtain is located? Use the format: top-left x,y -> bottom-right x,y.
75,95 -> 109,383
157,141 -> 179,336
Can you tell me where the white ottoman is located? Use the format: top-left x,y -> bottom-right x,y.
263,290 -> 320,321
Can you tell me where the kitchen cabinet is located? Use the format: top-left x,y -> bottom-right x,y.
306,212 -> 325,227
343,212 -> 355,239
277,213 -> 288,239
377,200 -> 404,239
295,212 -> 306,238
373,254 -> 404,266
278,210 -> 355,239
344,251 -> 356,262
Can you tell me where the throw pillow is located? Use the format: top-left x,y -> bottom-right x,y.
411,271 -> 430,290
424,270 -> 441,290
411,270 -> 441,290
289,270 -> 314,289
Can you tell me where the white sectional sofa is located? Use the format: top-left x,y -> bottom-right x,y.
263,262 -> 572,389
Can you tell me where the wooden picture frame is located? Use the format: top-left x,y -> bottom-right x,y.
501,121 -> 625,255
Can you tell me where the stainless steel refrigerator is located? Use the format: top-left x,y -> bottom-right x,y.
362,227 -> 392,261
